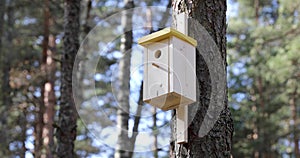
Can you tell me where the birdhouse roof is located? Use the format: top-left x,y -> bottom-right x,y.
138,28 -> 197,47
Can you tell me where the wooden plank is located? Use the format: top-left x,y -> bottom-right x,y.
138,27 -> 197,47
176,104 -> 188,144
175,13 -> 189,144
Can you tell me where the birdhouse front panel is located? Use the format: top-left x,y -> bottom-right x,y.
143,39 -> 169,102
139,28 -> 197,111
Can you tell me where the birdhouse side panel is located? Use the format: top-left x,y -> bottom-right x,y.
170,37 -> 196,102
169,37 -> 185,97
184,41 -> 196,102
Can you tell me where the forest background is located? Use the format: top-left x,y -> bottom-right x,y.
0,0 -> 299,157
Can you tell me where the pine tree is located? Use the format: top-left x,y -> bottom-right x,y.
56,0 -> 80,157
0,0 -> 14,155
228,0 -> 300,157
0,0 -> 8,155
170,0 -> 233,157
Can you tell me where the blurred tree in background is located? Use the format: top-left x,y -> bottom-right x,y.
0,0 -> 172,157
228,0 -> 300,157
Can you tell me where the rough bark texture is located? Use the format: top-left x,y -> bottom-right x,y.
56,0 -> 80,157
114,1 -> 134,158
171,0 -> 233,157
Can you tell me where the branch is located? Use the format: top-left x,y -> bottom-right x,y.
130,82 -> 143,142
158,0 -> 172,29
262,26 -> 300,46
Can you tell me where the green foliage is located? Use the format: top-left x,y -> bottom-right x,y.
75,120 -> 101,157
228,0 -> 300,157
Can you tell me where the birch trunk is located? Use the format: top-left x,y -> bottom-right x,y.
114,0 -> 134,158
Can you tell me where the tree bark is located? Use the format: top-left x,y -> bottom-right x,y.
171,0 -> 233,157
114,0 -> 134,158
56,0 -> 80,157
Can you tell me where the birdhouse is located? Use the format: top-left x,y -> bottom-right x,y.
138,28 -> 197,111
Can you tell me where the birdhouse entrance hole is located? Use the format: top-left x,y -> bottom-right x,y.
154,50 -> 162,58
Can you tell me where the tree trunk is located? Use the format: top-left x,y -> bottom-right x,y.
41,1 -> 56,157
56,0 -> 80,157
35,100 -> 44,157
42,34 -> 56,158
128,83 -> 144,158
20,111 -> 27,158
83,0 -> 92,35
36,1 -> 56,157
290,87 -> 300,158
0,0 -> 7,155
35,0 -> 51,156
0,0 -> 13,155
114,0 -> 134,158
0,0 -> 4,44
152,107 -> 158,158
170,0 -> 233,157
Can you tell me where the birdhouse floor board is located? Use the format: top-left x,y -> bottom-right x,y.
144,92 -> 194,111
